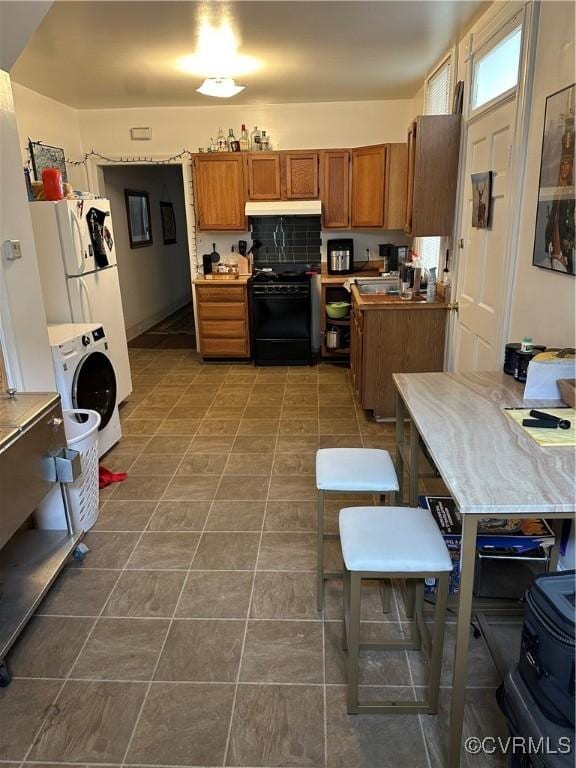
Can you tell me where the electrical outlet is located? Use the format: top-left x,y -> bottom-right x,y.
2,240 -> 22,260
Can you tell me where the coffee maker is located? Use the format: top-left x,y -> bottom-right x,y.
327,239 -> 354,275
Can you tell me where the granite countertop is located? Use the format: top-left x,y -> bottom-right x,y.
350,284 -> 448,310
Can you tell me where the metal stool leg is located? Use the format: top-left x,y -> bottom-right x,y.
346,572 -> 362,714
379,579 -> 391,614
342,567 -> 350,651
316,489 -> 325,611
427,573 -> 449,714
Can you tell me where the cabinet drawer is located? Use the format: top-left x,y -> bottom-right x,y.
196,285 -> 246,302
201,338 -> 249,357
197,302 -> 246,321
199,320 -> 246,339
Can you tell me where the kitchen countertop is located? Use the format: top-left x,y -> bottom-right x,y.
0,392 -> 61,429
193,275 -> 251,285
351,284 -> 448,310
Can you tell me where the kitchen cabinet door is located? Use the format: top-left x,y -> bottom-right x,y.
404,115 -> 461,236
385,143 -> 408,230
351,145 -> 387,228
320,151 -> 350,228
192,154 -> 246,231
247,154 -> 282,200
284,153 -> 319,199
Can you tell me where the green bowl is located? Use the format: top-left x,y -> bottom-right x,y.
326,301 -> 351,319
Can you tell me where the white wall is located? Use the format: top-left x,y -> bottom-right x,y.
12,83 -> 88,190
78,98 -> 423,158
103,164 -> 192,339
508,0 -> 575,349
0,70 -> 55,391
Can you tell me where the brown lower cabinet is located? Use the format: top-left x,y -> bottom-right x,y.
350,289 -> 448,418
195,282 -> 250,358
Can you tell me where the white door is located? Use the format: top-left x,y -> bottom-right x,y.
57,199 -> 117,276
67,266 -> 132,402
453,98 -> 517,371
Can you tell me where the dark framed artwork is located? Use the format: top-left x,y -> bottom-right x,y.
160,201 -> 177,244
125,190 -> 152,248
471,171 -> 492,228
532,83 -> 575,276
28,140 -> 68,183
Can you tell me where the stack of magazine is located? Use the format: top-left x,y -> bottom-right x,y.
419,496 -> 555,597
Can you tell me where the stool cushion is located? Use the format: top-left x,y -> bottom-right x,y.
316,448 -> 399,492
339,506 -> 453,573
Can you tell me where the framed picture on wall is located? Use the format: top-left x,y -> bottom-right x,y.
125,189 -> 152,248
471,171 -> 492,228
532,83 -> 575,276
160,201 -> 177,244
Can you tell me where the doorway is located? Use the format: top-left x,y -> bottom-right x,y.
102,164 -> 195,349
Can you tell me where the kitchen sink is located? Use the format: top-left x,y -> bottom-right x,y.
357,283 -> 396,295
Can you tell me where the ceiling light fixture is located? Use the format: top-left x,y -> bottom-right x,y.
196,77 -> 246,98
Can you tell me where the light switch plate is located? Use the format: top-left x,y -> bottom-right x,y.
2,240 -> 22,260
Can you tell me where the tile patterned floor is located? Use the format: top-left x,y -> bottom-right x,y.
1,349 -> 511,768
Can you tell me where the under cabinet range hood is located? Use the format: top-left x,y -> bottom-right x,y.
245,200 -> 322,216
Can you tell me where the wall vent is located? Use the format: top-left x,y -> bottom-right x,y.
130,127 -> 152,141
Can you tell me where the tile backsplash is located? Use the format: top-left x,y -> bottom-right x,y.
251,215 -> 321,265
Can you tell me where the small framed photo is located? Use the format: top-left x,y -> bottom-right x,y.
230,140 -> 241,152
29,140 -> 68,183
160,201 -> 177,245
471,171 -> 492,228
125,189 -> 152,248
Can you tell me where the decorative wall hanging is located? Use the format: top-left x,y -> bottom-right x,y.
28,140 -> 68,183
160,201 -> 177,244
471,171 -> 492,228
125,189 -> 153,248
532,83 -> 575,276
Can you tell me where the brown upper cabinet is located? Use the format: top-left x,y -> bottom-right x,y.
404,115 -> 461,236
284,152 -> 319,199
246,153 -> 282,200
320,150 -> 350,228
350,144 -> 407,229
192,154 -> 246,231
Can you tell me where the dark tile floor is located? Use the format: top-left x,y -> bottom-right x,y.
1,348 -> 512,767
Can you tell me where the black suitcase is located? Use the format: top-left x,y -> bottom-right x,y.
519,571 -> 575,728
497,666 -> 574,768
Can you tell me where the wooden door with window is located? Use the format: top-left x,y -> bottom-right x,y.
454,99 -> 516,370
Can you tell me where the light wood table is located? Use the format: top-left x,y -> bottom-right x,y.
393,371 -> 575,768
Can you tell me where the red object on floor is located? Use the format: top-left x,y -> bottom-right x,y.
99,465 -> 127,490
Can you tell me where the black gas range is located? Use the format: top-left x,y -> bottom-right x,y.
249,266 -> 317,366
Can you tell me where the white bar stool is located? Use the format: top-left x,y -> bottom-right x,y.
339,505 -> 452,715
316,448 -> 399,611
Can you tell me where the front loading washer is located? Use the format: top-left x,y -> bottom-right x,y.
48,323 -> 122,457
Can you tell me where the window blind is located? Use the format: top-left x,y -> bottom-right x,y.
416,56 -> 452,272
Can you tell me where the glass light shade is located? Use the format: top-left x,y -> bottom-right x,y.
196,78 -> 245,98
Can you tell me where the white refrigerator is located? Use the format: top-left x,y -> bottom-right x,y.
30,199 -> 132,402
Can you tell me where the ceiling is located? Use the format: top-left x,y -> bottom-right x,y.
10,1 -> 488,109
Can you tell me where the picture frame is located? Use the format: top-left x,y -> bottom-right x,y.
160,201 -> 177,245
28,140 -> 68,183
471,171 -> 492,228
125,189 -> 153,248
532,83 -> 575,276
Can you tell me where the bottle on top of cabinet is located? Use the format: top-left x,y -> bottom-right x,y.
250,126 -> 261,151
261,130 -> 271,151
239,124 -> 250,152
216,127 -> 227,152
227,128 -> 236,150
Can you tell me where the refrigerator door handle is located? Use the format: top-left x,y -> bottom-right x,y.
78,277 -> 93,322
70,210 -> 85,274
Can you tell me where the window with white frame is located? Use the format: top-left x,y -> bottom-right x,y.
471,25 -> 522,111
415,56 -> 452,271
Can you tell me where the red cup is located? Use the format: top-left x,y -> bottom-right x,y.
42,167 -> 64,200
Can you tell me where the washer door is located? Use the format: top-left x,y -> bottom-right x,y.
72,351 -> 117,430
